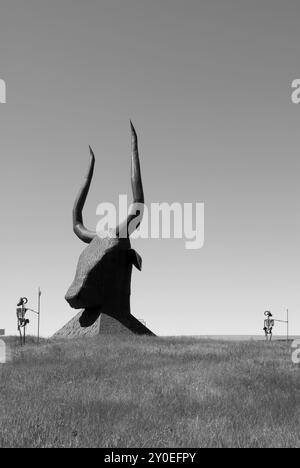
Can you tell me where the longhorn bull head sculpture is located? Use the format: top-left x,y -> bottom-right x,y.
65,122 -> 155,335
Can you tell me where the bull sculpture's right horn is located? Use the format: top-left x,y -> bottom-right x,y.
116,121 -> 145,237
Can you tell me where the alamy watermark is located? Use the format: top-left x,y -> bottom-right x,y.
0,329 -> 7,365
291,339 -> 300,364
96,195 -> 204,250
0,78 -> 6,104
291,79 -> 300,104
0,340 -> 6,364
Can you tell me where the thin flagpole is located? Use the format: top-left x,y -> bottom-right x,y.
287,308 -> 289,346
38,288 -> 41,344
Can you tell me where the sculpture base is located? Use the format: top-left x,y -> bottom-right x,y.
53,310 -> 155,339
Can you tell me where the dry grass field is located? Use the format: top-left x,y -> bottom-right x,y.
0,335 -> 299,448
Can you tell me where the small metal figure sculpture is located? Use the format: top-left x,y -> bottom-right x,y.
16,297 -> 30,346
263,311 -> 274,342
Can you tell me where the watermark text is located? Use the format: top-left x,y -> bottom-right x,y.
291,79 -> 300,104
96,195 -> 204,250
0,78 -> 6,104
291,339 -> 300,364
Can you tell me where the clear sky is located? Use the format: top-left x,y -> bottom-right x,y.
0,0 -> 299,336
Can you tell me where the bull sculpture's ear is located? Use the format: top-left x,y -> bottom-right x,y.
129,249 -> 142,271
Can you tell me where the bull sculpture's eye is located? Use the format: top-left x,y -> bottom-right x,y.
58,122 -> 155,339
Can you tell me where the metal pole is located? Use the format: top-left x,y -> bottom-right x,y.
37,288 -> 41,345
285,308 -> 288,348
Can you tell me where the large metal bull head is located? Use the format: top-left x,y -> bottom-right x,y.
65,123 -> 154,335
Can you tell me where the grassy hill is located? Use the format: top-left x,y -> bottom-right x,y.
0,335 -> 299,448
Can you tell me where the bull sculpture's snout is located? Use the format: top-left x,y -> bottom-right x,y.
65,123 -> 154,335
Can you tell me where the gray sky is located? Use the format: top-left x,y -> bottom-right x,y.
0,0 -> 299,336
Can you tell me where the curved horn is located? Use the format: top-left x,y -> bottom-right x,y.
72,146 -> 97,244
117,122 -> 144,237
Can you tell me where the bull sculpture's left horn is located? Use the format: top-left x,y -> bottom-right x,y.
72,146 -> 96,244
